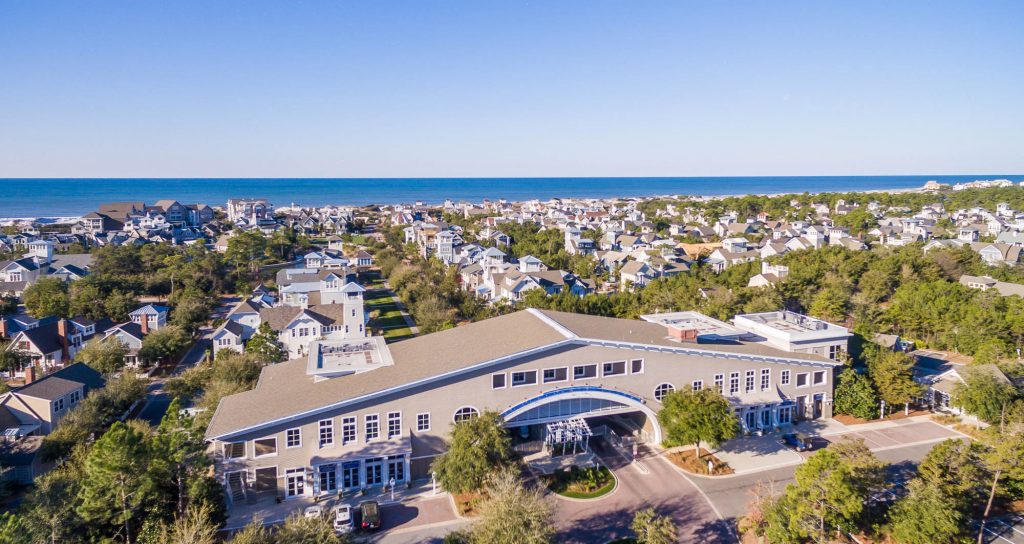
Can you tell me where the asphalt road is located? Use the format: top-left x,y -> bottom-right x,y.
136,295 -> 236,425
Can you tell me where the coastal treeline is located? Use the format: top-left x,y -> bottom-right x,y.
522,244 -> 1024,363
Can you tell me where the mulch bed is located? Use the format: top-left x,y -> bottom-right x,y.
667,448 -> 734,475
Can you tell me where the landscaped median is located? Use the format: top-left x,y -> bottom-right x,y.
665,447 -> 734,476
542,465 -> 616,499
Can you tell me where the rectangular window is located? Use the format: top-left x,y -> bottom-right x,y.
416,413 -> 431,432
714,374 -> 724,394
630,359 -> 644,374
812,371 -> 826,386
365,414 -> 380,441
796,373 -> 809,388
224,442 -> 245,459
253,437 -> 277,457
491,373 -> 506,389
745,370 -> 755,393
573,364 -> 597,380
729,372 -> 740,395
511,370 -> 538,387
828,345 -> 841,360
761,369 -> 770,391
387,412 -> 401,439
602,361 -> 626,377
543,367 -> 568,383
52,398 -> 64,412
319,419 -> 334,447
781,370 -> 791,386
341,417 -> 356,445
692,380 -> 703,391
286,428 -> 301,448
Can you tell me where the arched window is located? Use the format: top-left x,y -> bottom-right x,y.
453,406 -> 480,424
654,383 -> 675,402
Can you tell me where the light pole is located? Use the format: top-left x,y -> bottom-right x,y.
389,478 -> 396,502
431,471 -> 437,495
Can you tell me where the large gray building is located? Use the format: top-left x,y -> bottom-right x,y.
205,309 -> 842,508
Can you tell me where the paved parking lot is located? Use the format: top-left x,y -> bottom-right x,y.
976,515 -> 1024,544
823,419 -> 962,450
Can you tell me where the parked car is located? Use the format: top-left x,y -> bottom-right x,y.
333,504 -> 354,534
359,500 -> 381,530
781,432 -> 813,452
303,505 -> 324,518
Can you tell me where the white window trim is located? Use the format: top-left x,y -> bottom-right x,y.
692,380 -> 703,391
318,419 -> 335,448
760,368 -> 771,391
542,367 -> 569,384
453,406 -> 480,423
795,372 -> 810,388
572,364 -> 598,380
602,360 -> 627,377
416,412 -> 431,432
284,467 -> 307,498
365,413 -> 380,442
252,437 -> 278,459
511,370 -> 538,388
780,369 -> 791,386
812,371 -> 827,386
630,358 -> 645,375
654,383 -> 675,401
491,372 -> 507,389
341,416 -> 357,445
285,428 -> 302,449
387,411 -> 402,439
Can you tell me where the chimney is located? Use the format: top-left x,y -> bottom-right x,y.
57,319 -> 70,361
140,315 -> 149,335
24,366 -> 35,384
667,326 -> 699,343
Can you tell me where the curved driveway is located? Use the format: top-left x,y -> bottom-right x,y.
552,440 -> 733,543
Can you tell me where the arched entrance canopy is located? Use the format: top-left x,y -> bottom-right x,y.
500,385 -> 662,444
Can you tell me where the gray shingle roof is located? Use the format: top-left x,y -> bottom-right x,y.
206,309 -> 835,440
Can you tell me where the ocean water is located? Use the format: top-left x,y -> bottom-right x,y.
0,176 -> 1020,219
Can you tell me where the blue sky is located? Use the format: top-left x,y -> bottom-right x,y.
1,1 -> 1022,177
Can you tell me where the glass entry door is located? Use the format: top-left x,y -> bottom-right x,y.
365,458 -> 384,487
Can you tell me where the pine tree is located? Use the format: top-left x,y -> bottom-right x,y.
77,421 -> 155,544
468,469 -> 553,544
245,322 -> 286,363
631,508 -> 677,544
888,479 -> 964,544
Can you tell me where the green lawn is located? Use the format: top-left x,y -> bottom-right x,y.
383,327 -> 413,341
373,315 -> 407,329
